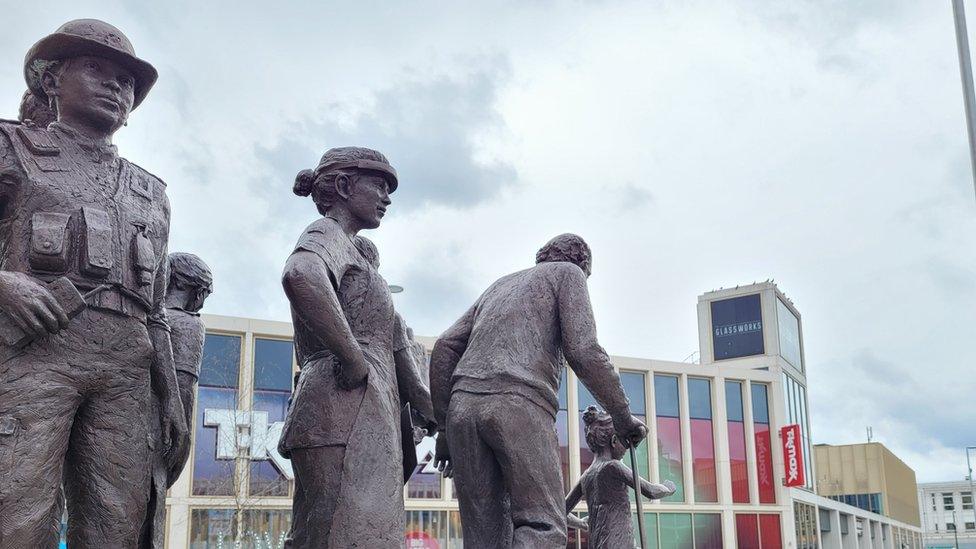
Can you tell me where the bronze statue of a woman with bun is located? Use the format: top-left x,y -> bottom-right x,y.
278,147 -> 424,548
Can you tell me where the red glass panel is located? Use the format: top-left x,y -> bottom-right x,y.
656,416 -> 684,501
728,420 -> 749,503
755,424 -> 775,503
735,514 -> 760,549
759,514 -> 783,549
690,418 -> 717,502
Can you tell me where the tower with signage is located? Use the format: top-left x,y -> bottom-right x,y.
697,282 -> 815,492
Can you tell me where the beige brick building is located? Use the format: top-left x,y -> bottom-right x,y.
814,442 -> 921,527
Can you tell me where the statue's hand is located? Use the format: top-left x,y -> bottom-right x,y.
434,432 -> 453,478
162,394 -> 189,466
613,413 -> 648,448
0,271 -> 69,339
662,479 -> 677,494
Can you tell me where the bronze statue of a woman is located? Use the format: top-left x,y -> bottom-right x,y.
278,147 -> 428,548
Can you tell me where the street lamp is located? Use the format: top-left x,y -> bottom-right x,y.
967,446 -> 976,537
389,285 -> 404,294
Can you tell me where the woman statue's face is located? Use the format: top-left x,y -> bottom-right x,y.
345,173 -> 392,230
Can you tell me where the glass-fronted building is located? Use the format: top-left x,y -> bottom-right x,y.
161,282 -> 922,548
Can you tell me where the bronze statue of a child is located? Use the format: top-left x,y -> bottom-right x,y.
566,406 -> 676,549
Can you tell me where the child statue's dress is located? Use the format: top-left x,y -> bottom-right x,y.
580,459 -> 640,548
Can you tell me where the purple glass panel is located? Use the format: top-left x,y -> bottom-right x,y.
249,390 -> 290,496
192,387 -> 238,495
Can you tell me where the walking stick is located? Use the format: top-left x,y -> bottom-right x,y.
629,440 -> 647,549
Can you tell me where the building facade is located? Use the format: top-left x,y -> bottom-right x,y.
814,443 -> 921,527
160,282 -> 922,548
917,480 -> 976,549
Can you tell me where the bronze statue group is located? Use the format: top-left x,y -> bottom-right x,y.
0,19 -> 673,549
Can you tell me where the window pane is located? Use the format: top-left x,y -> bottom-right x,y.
557,369 -> 569,489
632,512 -> 658,548
655,375 -> 683,502
249,390 -> 291,497
751,383 -> 769,424
405,510 -> 448,547
254,338 -> 294,391
189,509 -> 237,549
577,380 -> 598,473
623,414 -> 649,505
558,367 -> 568,410
752,383 -> 775,504
776,298 -> 802,369
407,434 -> 442,499
726,381 -> 749,503
693,513 -> 722,549
725,381 -> 744,422
557,410 -> 570,491
620,371 -> 646,415
735,514 -> 760,549
654,374 -> 680,417
241,509 -> 291,548
659,513 -> 693,549
688,379 -> 716,502
199,334 -> 241,388
192,387 -> 238,495
759,513 -> 783,549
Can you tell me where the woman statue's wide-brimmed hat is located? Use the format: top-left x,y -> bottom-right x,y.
24,19 -> 158,109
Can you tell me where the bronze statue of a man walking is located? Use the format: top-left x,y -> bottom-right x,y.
431,233 -> 648,548
0,20 -> 185,548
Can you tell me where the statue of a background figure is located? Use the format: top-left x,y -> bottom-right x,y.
0,19 -> 186,548
142,252 -> 213,548
430,233 -> 648,548
566,406 -> 676,549
352,234 -> 437,448
279,147 -> 432,548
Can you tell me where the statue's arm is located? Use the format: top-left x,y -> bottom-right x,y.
610,461 -> 676,500
395,347 -> 435,429
147,228 -> 188,457
556,266 -> 629,418
0,128 -> 69,338
429,303 -> 476,431
282,250 -> 367,388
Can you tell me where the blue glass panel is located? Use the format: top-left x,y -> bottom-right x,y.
620,371 -> 646,415
199,334 -> 241,388
688,378 -> 712,420
751,384 -> 769,424
558,367 -> 568,411
710,294 -> 764,360
254,338 -> 294,391
655,375 -> 680,418
725,381 -> 744,422
577,380 -> 598,411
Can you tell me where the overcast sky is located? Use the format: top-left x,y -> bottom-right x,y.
1,1 -> 973,483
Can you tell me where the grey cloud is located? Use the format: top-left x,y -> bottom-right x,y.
812,350 -> 973,451
252,56 -> 516,218
613,183 -> 654,213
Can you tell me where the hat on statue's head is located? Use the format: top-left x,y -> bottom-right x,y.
24,19 -> 158,109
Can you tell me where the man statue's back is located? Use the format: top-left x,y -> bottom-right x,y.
430,233 -> 648,549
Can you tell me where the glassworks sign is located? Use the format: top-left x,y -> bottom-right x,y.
710,294 -> 764,360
